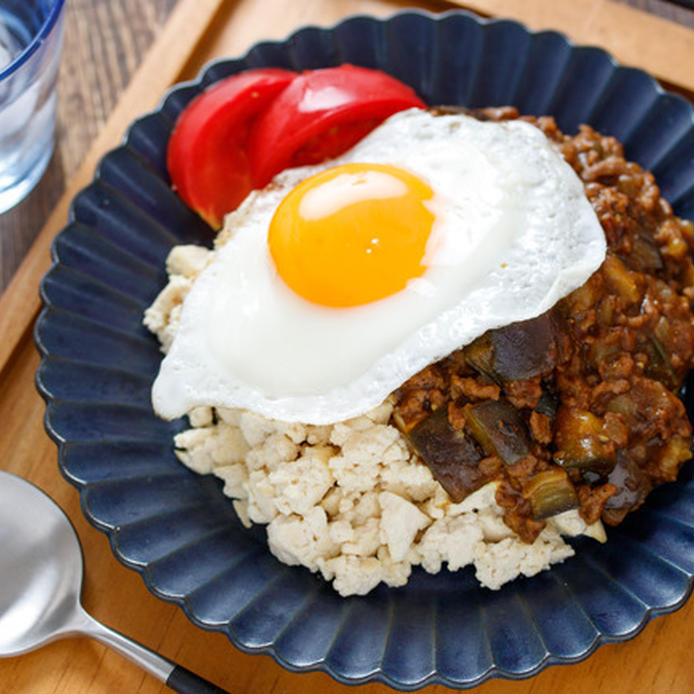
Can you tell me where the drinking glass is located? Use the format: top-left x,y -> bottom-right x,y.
0,0 -> 65,213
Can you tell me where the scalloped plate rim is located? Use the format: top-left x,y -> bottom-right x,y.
34,8 -> 694,690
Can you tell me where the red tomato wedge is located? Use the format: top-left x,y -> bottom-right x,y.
248,64 -> 426,187
167,68 -> 296,228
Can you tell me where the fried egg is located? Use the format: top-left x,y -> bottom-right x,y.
152,109 -> 606,424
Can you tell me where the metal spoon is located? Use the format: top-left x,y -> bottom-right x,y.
0,470 -> 228,693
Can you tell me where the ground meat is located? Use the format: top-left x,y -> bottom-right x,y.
578,483 -> 618,525
496,480 -> 547,544
598,354 -> 634,381
529,411 -> 552,445
450,375 -> 500,401
446,401 -> 466,430
504,377 -> 543,410
392,109 -> 694,540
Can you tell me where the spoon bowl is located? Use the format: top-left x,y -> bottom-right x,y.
0,471 -> 226,693
0,470 -> 83,656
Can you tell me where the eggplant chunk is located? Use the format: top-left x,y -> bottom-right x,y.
603,450 -> 650,512
408,408 -> 490,502
534,388 -> 559,420
463,310 -> 563,382
462,333 -> 495,381
523,468 -> 579,520
462,399 -> 530,465
553,407 -> 617,471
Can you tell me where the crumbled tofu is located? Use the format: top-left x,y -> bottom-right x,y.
143,275 -> 193,353
166,403 -> 602,596
143,245 -> 212,353
473,526 -> 575,590
246,469 -> 279,524
188,406 -> 215,428
145,246 -> 607,597
245,433 -> 299,472
418,515 -> 484,573
213,463 -> 247,499
378,491 -> 430,562
376,545 -> 413,587
267,507 -> 339,571
380,454 -> 439,501
342,517 -> 380,556
547,509 -> 607,542
232,499 -> 251,528
329,424 -> 400,493
166,244 -> 212,277
267,447 -> 333,515
320,555 -> 384,597
174,424 -> 249,474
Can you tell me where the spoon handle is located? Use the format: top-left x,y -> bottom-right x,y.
77,608 -> 228,693
166,665 -> 228,694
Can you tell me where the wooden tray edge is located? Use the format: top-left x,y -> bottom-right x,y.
2,0 -> 692,380
449,0 -> 694,95
0,0 -> 228,378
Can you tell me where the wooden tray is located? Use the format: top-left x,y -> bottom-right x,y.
1,0 -> 692,692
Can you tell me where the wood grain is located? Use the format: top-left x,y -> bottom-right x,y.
0,0 -> 693,692
448,0 -> 694,93
0,0 -> 692,297
2,329 -> 693,694
0,0 -> 226,377
0,0 -> 178,291
613,0 -> 694,24
2,0 -> 693,381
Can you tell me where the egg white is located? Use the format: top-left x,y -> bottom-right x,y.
152,109 -> 606,424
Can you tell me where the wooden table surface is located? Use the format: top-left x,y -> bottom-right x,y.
0,0 -> 693,290
0,0 -> 693,693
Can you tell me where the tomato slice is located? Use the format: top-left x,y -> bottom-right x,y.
167,68 -> 296,228
248,64 -> 426,187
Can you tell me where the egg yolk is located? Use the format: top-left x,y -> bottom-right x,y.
268,162 -> 435,307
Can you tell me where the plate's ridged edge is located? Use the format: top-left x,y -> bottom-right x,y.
34,9 -> 694,690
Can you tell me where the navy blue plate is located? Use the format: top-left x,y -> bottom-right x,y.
35,10 -> 694,690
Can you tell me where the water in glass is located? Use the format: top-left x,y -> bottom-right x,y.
0,2 -> 65,212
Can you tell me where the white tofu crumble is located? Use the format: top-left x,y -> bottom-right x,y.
146,245 -> 606,597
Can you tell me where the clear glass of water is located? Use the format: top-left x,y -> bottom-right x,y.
0,0 -> 65,213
